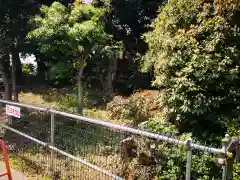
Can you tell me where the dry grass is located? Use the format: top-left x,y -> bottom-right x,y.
19,91 -> 128,125
8,155 -> 52,180
19,91 -> 107,118
19,92 -> 57,108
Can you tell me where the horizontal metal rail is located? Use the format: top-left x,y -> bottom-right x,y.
0,124 -> 122,180
0,99 -> 224,155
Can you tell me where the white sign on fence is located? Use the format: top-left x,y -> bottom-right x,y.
6,105 -> 21,118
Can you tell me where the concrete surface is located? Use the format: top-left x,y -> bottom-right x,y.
0,162 -> 26,180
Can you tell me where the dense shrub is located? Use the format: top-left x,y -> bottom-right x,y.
107,90 -> 162,124
143,0 -> 240,137
233,163 -> 240,180
107,95 -> 130,119
58,93 -> 88,113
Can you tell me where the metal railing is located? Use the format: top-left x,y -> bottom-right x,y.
0,99 -> 239,180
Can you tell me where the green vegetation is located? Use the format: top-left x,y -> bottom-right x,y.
27,1 -> 109,114
143,0 -> 240,141
22,64 -> 35,76
0,0 -> 240,179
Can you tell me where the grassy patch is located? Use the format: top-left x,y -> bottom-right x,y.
7,154 -> 52,179
19,92 -> 57,108
19,90 -> 130,125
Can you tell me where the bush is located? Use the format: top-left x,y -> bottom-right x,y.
107,90 -> 162,124
58,93 -> 88,113
233,163 -> 240,180
150,117 -> 221,179
129,90 -> 162,121
142,0 -> 240,137
107,95 -> 130,119
121,116 -> 222,180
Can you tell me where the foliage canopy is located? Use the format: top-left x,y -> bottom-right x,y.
143,0 -> 240,136
28,2 -> 108,65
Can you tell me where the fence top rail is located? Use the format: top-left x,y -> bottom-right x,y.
0,99 -> 224,154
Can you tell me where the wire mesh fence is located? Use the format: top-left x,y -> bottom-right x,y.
0,100 -> 238,180
2,133 -> 113,179
54,115 -> 123,174
1,106 -> 51,143
1,125 -> 117,179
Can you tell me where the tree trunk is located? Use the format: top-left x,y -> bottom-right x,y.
0,55 -> 12,100
36,54 -> 47,78
2,73 -> 11,100
16,53 -> 22,85
0,56 -> 12,125
11,48 -> 19,102
76,58 -> 87,114
102,56 -> 118,98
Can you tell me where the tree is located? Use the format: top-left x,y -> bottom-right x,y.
28,1 -> 109,114
102,0 -> 166,54
0,0 -> 44,101
0,0 -> 38,101
85,0 -> 165,94
0,0 -> 73,101
143,0 -> 240,138
105,0 -> 166,93
0,19 -> 12,100
83,40 -> 124,99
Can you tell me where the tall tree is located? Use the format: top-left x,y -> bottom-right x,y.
100,0 -> 166,93
83,40 -> 124,99
0,0 -> 73,101
28,1 -> 109,113
0,0 -> 41,101
102,0 -> 166,54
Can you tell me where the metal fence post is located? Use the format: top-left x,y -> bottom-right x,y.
226,158 -> 234,180
50,112 -> 55,176
51,112 -> 55,146
221,156 -> 234,180
221,134 -> 234,180
221,134 -> 229,180
185,139 -> 192,180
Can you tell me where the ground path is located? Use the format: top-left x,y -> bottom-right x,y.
0,113 -> 26,180
0,162 -> 26,180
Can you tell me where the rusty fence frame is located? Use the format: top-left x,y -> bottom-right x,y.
0,139 -> 12,180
